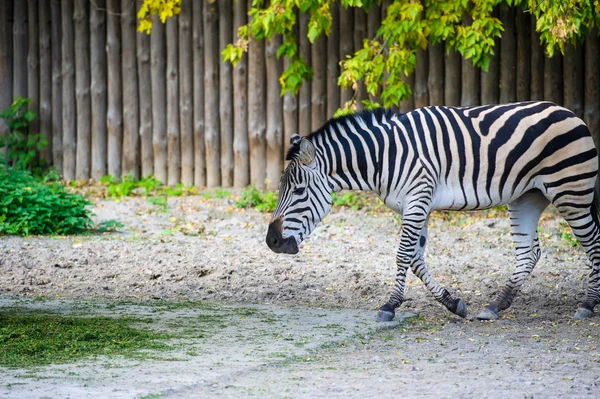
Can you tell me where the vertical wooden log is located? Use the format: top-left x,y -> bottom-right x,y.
282,56 -> 298,160
122,0 -> 140,179
414,49 -> 429,108
339,4 -> 353,108
298,12 -> 311,136
530,14 -> 544,100
219,0 -> 233,187
427,43 -> 444,106
481,8 -> 499,105
266,35 -> 283,190
398,73 -> 414,113
150,18 -> 166,182
0,0 -> 11,148
204,1 -> 220,187
354,7 -> 367,110
39,1 -> 52,165
444,48 -> 461,106
107,0 -> 123,179
544,53 -> 563,105
13,0 -> 27,98
74,0 -> 91,179
311,34 -> 326,130
192,0 -> 205,187
166,17 -> 179,186
90,0 -> 107,180
563,43 -> 584,118
461,12 -> 480,106
326,3 -> 340,117
248,9 -> 266,188
515,8 -> 530,102
51,0 -> 62,172
137,0 -> 153,178
367,3 -> 380,105
584,33 -> 600,151
61,0 -> 76,180
27,0 -> 39,145
178,0 -> 193,186
499,6 -> 516,104
232,0 -> 248,187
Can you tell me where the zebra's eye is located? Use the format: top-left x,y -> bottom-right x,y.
293,186 -> 306,195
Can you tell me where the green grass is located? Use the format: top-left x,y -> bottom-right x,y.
0,312 -> 172,368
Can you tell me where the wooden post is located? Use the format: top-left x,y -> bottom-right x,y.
398,73 -> 414,113
192,0 -> 206,187
584,33 -> 600,152
122,0 -> 140,179
233,0 -> 248,187
179,0 -> 193,186
326,3 -> 340,117
137,0 -> 153,178
515,8 -> 530,102
27,0 -> 39,146
61,0 -> 76,180
444,48 -> 461,106
38,1 -> 52,165
311,33 -> 326,130
74,0 -> 91,180
107,0 -> 123,179
339,4 -> 353,108
219,0 -> 233,187
530,14 -> 544,100
150,18 -> 166,183
204,0 -> 220,187
283,55 -> 298,162
51,0 -> 62,172
298,12 -> 311,136
248,10 -> 266,188
461,12 -> 480,106
13,0 -> 27,98
166,17 -> 180,186
90,0 -> 107,180
266,35 -> 283,190
563,43 -> 584,118
414,49 -> 429,108
427,43 -> 444,106
354,7 -> 367,110
0,0 -> 11,149
499,6 -> 516,104
481,9 -> 499,105
367,3 -> 380,105
544,53 -> 563,105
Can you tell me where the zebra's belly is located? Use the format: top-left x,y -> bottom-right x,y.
430,182 -> 535,211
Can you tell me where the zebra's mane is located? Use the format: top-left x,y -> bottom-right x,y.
285,107 -> 399,161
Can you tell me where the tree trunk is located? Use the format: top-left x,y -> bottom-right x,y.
204,0 -> 220,187
499,6 -> 516,104
461,12 -> 480,106
530,15 -> 544,100
515,8 -> 530,102
122,0 -> 140,179
27,0 -> 39,149
353,7 -> 367,110
248,10 -> 266,188
544,53 -> 563,105
444,48 -> 461,106
61,0 -> 76,180
74,0 -> 91,180
563,43 -> 584,118
51,0 -> 62,172
584,33 -> 600,162
298,12 -> 310,136
326,3 -> 340,117
481,8 -> 499,105
427,43 -> 444,106
150,17 -> 166,183
414,49 -> 429,108
107,0 -> 122,179
338,4 -> 353,108
367,3 -> 380,105
192,0 -> 205,186
233,0 -> 248,187
311,33 -> 326,130
0,0 -> 11,152
137,0 -> 152,178
13,0 -> 27,98
90,0 -> 107,180
178,0 -> 193,186
219,0 -> 233,187
166,17 -> 180,186
266,35 -> 283,190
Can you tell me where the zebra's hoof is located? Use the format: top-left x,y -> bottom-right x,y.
453,298 -> 468,318
476,307 -> 499,321
574,307 -> 593,320
376,310 -> 395,322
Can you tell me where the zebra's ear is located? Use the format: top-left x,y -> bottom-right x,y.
290,133 -> 302,146
298,138 -> 316,166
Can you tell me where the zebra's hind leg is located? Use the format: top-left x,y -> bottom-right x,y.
477,191 -> 549,320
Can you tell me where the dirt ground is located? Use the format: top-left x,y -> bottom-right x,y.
1,194 -> 599,398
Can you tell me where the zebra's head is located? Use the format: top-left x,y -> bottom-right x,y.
266,134 -> 332,254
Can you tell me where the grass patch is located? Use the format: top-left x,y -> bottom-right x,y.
0,312 -> 172,368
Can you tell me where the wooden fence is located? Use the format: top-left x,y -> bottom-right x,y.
0,1 -> 599,189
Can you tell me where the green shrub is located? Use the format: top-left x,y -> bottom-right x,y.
235,186 -> 278,212
0,168 -> 93,235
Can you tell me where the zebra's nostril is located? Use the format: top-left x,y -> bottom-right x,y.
271,237 -> 279,246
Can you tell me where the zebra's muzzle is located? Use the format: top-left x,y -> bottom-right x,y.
266,219 -> 299,254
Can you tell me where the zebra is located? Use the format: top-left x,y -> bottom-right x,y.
265,101 -> 600,321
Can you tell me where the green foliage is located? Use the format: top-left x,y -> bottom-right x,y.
97,219 -> 125,233
0,168 -> 94,236
0,312 -> 171,367
0,97 -> 48,173
235,186 -> 278,213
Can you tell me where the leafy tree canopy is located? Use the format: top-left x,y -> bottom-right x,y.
140,0 -> 600,109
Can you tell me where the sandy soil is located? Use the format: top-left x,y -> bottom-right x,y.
1,194 -> 599,398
